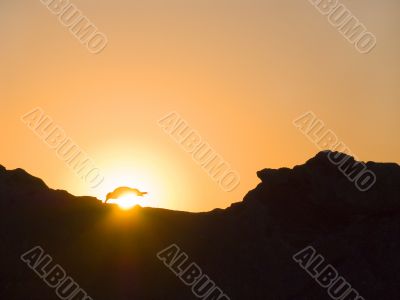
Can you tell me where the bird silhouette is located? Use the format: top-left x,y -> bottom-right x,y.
105,186 -> 148,203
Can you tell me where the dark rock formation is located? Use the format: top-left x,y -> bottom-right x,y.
1,151 -> 399,299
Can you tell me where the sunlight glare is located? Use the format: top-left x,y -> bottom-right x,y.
106,192 -> 148,210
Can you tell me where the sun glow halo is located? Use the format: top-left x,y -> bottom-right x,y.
106,192 -> 148,210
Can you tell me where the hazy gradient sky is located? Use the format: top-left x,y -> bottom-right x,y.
1,0 -> 399,211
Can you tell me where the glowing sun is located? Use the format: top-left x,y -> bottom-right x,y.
106,192 -> 148,210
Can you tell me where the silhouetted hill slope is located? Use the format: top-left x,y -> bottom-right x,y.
1,151 -> 399,299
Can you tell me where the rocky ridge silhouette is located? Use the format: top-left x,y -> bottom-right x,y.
1,151 -> 399,299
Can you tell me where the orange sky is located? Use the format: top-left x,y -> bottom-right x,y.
1,0 -> 399,211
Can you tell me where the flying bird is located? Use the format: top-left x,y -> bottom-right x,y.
105,186 -> 148,203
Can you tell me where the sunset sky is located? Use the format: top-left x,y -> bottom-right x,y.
1,0 -> 399,211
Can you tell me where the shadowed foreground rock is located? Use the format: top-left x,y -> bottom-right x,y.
0,151 -> 399,299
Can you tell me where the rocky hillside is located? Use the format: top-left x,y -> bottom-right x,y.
1,151 -> 399,299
